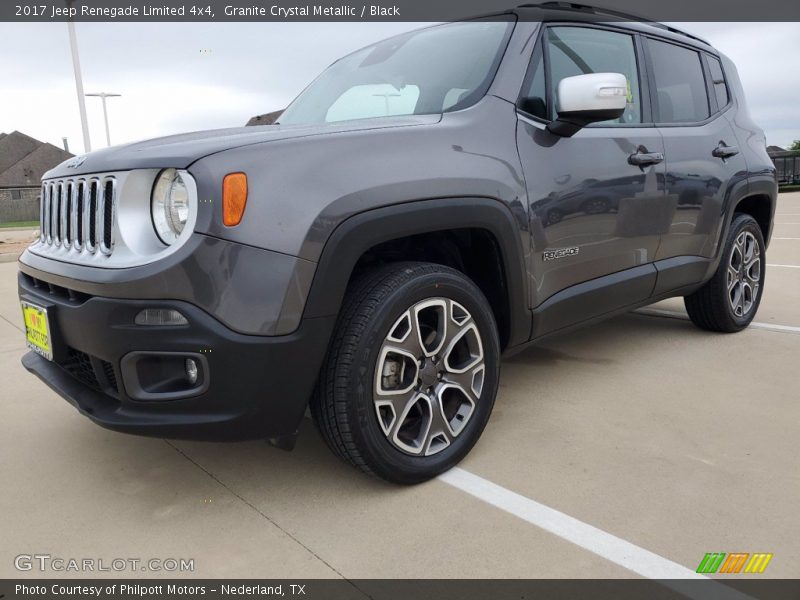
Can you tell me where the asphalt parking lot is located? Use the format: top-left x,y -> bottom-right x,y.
1,193 -> 798,582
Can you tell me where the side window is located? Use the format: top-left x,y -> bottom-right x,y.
705,54 -> 730,110
546,27 -> 642,125
648,39 -> 710,123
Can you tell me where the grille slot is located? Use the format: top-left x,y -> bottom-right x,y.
101,360 -> 119,393
21,273 -> 92,304
62,348 -> 101,390
60,348 -> 119,398
39,175 -> 117,256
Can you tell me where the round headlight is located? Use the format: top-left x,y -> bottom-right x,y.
151,168 -> 190,245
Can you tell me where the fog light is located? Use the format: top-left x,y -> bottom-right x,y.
185,358 -> 199,385
134,308 -> 188,326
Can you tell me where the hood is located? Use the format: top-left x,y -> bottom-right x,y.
44,115 -> 440,179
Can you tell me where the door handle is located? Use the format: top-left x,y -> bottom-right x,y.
712,143 -> 739,159
628,151 -> 664,167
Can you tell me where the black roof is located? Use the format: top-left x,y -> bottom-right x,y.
513,2 -> 713,49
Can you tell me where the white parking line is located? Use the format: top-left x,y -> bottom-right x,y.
439,468 -> 754,600
637,308 -> 800,334
773,237 -> 800,240
767,263 -> 800,269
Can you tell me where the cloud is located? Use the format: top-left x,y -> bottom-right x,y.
0,21 -> 424,152
1,21 -> 797,151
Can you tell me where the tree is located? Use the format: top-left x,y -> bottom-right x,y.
790,140 -> 800,152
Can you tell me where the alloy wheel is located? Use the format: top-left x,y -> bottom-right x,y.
727,230 -> 761,317
373,298 -> 485,457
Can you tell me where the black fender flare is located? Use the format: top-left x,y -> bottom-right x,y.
302,197 -> 532,350
699,174 -> 777,283
743,174 -> 778,244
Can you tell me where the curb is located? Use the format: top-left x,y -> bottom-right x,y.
0,227 -> 38,234
0,253 -> 20,264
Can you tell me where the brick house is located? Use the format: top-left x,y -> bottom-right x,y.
0,131 -> 73,224
245,110 -> 283,126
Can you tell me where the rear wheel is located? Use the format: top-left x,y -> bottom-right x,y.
684,213 -> 765,332
311,262 -> 500,484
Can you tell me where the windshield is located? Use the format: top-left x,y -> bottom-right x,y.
278,19 -> 514,126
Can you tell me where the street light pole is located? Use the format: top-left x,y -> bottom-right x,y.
85,92 -> 121,147
65,0 -> 91,153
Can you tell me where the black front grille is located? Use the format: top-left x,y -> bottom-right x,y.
62,347 -> 100,390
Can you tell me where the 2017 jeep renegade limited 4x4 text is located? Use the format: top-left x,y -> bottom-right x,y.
19,6 -> 776,484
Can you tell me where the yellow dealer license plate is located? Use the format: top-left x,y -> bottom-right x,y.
22,301 -> 53,361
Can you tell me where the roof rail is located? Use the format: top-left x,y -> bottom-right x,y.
516,2 -> 710,46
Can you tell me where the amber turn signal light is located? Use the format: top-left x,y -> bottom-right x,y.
222,172 -> 248,226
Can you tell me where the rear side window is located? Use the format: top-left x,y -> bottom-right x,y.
648,39 -> 710,123
705,55 -> 730,109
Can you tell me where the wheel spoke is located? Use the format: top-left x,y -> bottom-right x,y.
741,282 -> 753,314
384,392 -> 433,455
741,233 -> 753,265
385,309 -> 424,356
730,234 -> 743,270
440,299 -> 472,345
727,265 -> 738,292
424,397 -> 454,456
441,367 -> 472,394
413,299 -> 448,357
374,388 -> 418,436
441,365 -> 484,399
434,383 -> 476,442
730,283 -> 742,316
443,321 -> 484,376
739,283 -> 747,314
746,259 -> 761,284
744,233 -> 761,283
735,232 -> 745,258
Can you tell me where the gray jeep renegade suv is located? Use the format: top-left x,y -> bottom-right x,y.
18,5 -> 776,483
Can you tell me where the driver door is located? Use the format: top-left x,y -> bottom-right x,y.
516,25 -> 668,334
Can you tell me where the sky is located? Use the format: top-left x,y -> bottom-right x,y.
0,21 -> 797,154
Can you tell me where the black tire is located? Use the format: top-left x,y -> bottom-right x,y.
684,213 -> 765,332
310,262 -> 500,484
547,208 -> 564,225
580,197 -> 610,215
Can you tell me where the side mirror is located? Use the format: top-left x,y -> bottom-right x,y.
547,73 -> 628,137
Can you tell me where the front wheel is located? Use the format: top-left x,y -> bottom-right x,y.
684,213 -> 766,332
311,262 -> 500,484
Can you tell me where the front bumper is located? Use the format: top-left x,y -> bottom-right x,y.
18,272 -> 334,441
